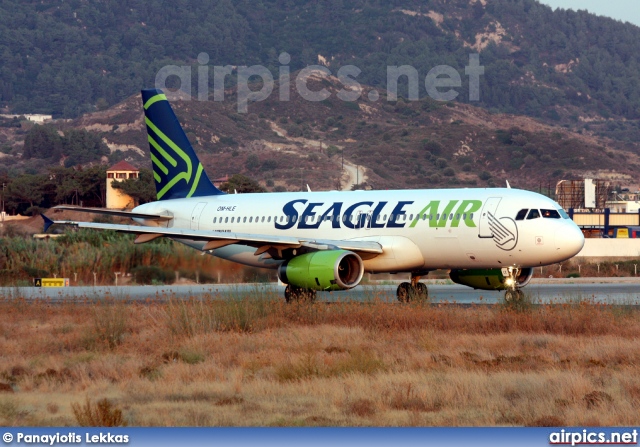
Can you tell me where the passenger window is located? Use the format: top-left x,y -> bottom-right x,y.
541,209 -> 561,219
261,216 -> 265,223
249,217 -> 253,223
526,209 -> 541,220
268,216 -> 272,222
515,209 -> 528,221
449,213 -> 453,221
213,217 -> 217,223
463,213 -> 466,220
231,217 -> 235,223
455,214 -> 460,221
225,217 -> 228,223
243,217 -> 247,223
409,214 -> 413,220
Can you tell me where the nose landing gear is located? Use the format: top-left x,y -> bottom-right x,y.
503,267 -> 525,302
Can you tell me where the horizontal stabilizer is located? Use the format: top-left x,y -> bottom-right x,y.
53,206 -> 173,221
41,214 -> 55,233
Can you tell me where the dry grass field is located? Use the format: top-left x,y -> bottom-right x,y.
1,292 -> 639,427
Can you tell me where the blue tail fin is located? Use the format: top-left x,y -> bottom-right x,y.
141,89 -> 224,200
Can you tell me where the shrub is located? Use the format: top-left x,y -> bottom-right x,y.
260,159 -> 278,171
326,145 -> 340,158
435,158 -> 448,169
423,139 -> 443,154
344,101 -> 360,111
245,153 -> 260,170
131,266 -> 173,285
71,397 -> 127,427
92,302 -> 129,350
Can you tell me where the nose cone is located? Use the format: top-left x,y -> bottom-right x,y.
555,222 -> 585,259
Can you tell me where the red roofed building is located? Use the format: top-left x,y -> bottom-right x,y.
106,161 -> 139,209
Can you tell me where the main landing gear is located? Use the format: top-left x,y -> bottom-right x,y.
396,274 -> 429,303
284,285 -> 317,303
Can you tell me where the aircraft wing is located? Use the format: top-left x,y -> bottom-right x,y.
42,216 -> 383,256
52,206 -> 173,221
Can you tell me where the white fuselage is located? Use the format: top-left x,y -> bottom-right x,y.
133,187 -> 584,273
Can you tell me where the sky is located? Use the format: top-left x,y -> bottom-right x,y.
536,0 -> 640,27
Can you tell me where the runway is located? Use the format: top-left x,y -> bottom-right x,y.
1,278 -> 639,304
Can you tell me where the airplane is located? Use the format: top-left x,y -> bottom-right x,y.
43,89 -> 585,302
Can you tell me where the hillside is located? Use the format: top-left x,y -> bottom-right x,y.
1,0 -> 640,138
1,0 -> 639,193
7,71 -> 633,194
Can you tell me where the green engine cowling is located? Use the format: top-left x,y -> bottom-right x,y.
277,250 -> 364,291
449,268 -> 534,290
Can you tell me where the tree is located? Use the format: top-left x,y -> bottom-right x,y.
22,125 -> 62,159
219,174 -> 265,193
6,174 -> 46,213
61,129 -> 109,166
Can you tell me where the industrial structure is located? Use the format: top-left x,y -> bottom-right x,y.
555,179 -> 611,211
106,161 -> 139,209
556,179 -> 640,238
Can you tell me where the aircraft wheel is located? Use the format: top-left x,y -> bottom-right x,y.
515,289 -> 524,302
504,289 -> 523,302
284,285 -> 316,303
397,282 -> 412,303
415,282 -> 428,300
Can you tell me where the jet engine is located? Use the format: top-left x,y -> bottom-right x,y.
449,268 -> 534,291
278,250 -> 364,291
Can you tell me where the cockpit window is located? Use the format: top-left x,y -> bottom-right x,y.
558,209 -> 570,219
526,209 -> 540,220
515,209 -> 528,221
541,209 -> 561,219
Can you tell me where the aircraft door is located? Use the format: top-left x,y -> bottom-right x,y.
191,202 -> 207,230
478,197 -> 501,238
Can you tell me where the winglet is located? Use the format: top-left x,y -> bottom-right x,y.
506,180 -> 511,189
41,214 -> 55,233
307,184 -> 312,192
